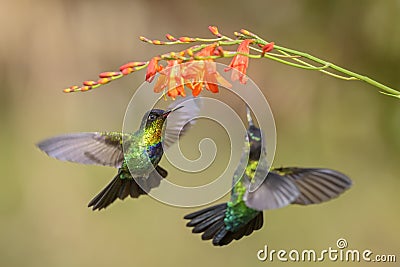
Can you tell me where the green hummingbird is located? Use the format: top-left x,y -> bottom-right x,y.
37,98 -> 200,211
184,107 -> 352,246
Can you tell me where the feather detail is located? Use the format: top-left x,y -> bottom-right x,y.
37,132 -> 128,168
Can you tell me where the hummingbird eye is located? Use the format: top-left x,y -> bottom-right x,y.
148,114 -> 157,121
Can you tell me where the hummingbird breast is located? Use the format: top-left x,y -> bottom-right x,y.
146,142 -> 163,165
122,141 -> 163,178
226,179 -> 260,232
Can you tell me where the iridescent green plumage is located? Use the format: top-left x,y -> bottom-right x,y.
224,197 -> 259,232
184,107 -> 353,246
224,160 -> 259,232
37,98 -> 201,211
37,109 -> 172,210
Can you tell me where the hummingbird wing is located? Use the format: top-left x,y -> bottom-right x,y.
37,132 -> 129,168
243,172 -> 300,211
163,96 -> 201,149
273,167 -> 352,205
135,166 -> 168,193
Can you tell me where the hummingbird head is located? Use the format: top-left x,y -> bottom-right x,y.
140,106 -> 184,147
247,125 -> 262,161
246,106 -> 262,161
143,106 -> 184,129
144,109 -> 167,128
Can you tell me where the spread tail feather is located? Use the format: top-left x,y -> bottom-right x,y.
184,203 -> 264,246
88,166 -> 168,211
87,172 -> 145,211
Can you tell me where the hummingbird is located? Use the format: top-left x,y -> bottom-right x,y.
37,97 -> 200,211
184,107 -> 352,246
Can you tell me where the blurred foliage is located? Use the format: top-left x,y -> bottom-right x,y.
0,0 -> 399,266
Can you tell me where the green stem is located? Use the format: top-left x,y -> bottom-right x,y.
262,54 -> 331,70
275,48 -> 358,81
239,30 -> 399,97
67,27 -> 400,99
256,38 -> 400,96
238,34 -> 361,80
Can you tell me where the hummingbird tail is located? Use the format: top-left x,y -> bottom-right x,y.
88,166 -> 168,211
184,203 -> 264,246
87,172 -> 144,211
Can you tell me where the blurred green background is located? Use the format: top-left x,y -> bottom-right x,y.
1,0 -> 399,266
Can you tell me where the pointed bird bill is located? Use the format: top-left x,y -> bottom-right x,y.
240,114 -> 298,211
169,105 -> 185,112
242,107 -> 352,211
162,105 -> 184,117
245,106 -> 271,193
162,96 -> 202,149
36,97 -> 201,168
246,106 -> 254,127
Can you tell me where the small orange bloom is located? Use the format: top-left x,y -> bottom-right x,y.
179,37 -> 195,43
165,34 -> 177,41
208,26 -> 222,37
225,39 -> 254,84
183,44 -> 231,96
145,57 -> 162,82
152,44 -> 232,98
119,61 -> 146,71
153,60 -> 186,99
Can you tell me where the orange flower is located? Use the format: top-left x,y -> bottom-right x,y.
183,44 -> 231,96
203,60 -> 232,94
145,57 -> 162,82
153,60 -> 186,99
152,44 -> 232,98
225,39 -> 254,84
208,26 -> 222,38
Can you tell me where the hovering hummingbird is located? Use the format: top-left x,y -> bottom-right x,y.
184,107 -> 352,246
37,97 -> 200,211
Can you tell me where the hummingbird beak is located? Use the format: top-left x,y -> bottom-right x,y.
246,106 -> 254,127
162,105 -> 184,117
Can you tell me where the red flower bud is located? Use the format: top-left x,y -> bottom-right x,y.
179,37 -> 195,43
83,80 -> 98,86
208,26 -> 222,37
261,42 -> 275,56
119,61 -> 146,71
99,72 -> 121,78
165,34 -> 177,41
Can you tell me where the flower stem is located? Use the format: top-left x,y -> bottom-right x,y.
64,26 -> 400,99
252,36 -> 400,97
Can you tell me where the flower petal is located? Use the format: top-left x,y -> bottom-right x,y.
146,57 -> 160,82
